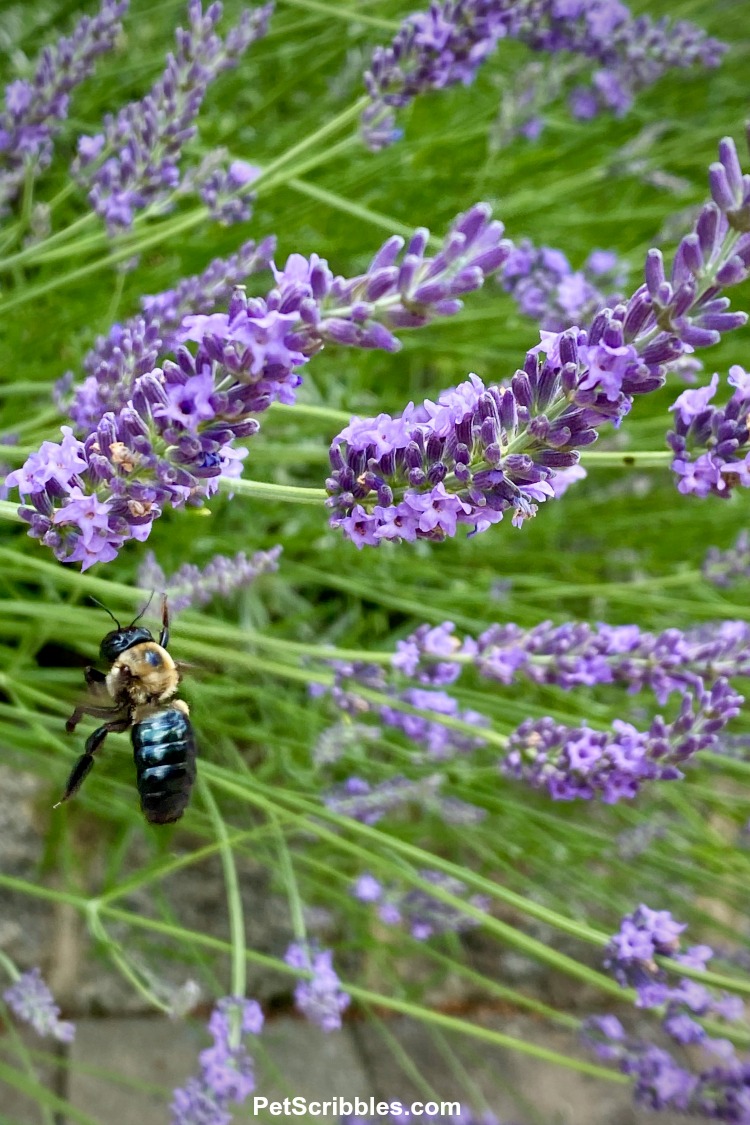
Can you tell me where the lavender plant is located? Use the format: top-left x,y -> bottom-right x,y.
0,0 -> 749,1122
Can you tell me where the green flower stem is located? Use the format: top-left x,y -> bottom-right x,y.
0,208 -> 210,315
270,814 -> 308,944
581,450 -> 673,468
257,135 -> 361,196
199,778 -> 247,1035
86,907 -> 173,1015
216,476 -> 328,505
0,211 -> 99,273
287,176 -> 437,244
0,1058 -> 98,1125
0,950 -> 19,982
250,96 -> 368,191
0,1003 -> 57,1125
277,0 -> 399,30
269,401 -> 351,425
0,502 -> 25,524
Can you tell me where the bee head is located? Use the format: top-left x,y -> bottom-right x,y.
100,626 -> 154,662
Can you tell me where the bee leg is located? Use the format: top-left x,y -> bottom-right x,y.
66,701 -> 122,734
54,717 -> 130,808
159,594 -> 170,649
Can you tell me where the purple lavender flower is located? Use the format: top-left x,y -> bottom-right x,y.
171,996 -> 263,1125
351,869 -> 489,940
3,968 -> 75,1043
362,0 -> 725,149
668,366 -> 750,499
137,545 -> 282,612
502,678 -> 743,803
283,944 -> 350,1032
584,909 -> 750,1119
703,531 -> 750,587
500,240 -> 628,331
73,1 -> 273,232
0,0 -> 129,211
328,136 -> 750,547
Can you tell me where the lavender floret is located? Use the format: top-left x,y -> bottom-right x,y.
283,943 -> 350,1032
3,968 -> 75,1043
351,868 -> 489,940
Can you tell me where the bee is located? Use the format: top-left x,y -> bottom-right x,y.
56,594 -> 197,824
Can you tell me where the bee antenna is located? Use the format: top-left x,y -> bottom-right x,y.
89,596 -> 121,629
130,589 -> 156,627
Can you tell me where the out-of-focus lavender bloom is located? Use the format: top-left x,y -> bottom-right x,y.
328,136 -> 749,547
351,868 -> 489,940
171,996 -> 263,1125
313,660 -> 489,761
668,366 -> 750,499
73,1 -> 273,232
385,616 -> 750,707
66,236 -> 276,431
137,545 -> 282,612
362,0 -> 725,149
3,968 -> 75,1043
284,944 -> 350,1032
703,531 -> 750,587
0,0 -> 128,212
313,720 -> 382,767
194,153 -> 260,224
584,908 -> 750,1118
323,772 -> 485,825
500,240 -> 628,331
502,678 -> 743,803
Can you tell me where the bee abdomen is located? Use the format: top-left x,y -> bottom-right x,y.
132,707 -> 197,825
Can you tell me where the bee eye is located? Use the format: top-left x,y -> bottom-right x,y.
144,650 -> 162,667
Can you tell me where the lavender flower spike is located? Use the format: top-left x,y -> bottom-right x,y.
284,943 -> 350,1032
585,908 -> 750,1118
0,0 -> 129,212
362,0 -> 725,149
137,545 -> 282,612
502,679 -> 743,803
328,136 -> 749,548
668,366 -> 750,499
3,967 -> 75,1043
73,0 -> 273,232
171,995 -> 263,1124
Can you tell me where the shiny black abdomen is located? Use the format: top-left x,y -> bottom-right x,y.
131,707 -> 197,825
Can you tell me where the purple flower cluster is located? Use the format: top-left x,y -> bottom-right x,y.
283,943 -> 350,1032
3,967 -> 75,1043
500,241 -> 628,331
6,205 -> 510,570
0,0 -> 128,212
584,907 -> 750,1119
351,869 -> 490,940
68,236 -> 276,431
668,366 -> 750,498
137,544 -> 282,612
171,996 -> 263,1125
72,0 -> 273,231
400,617 -> 750,705
312,659 -> 489,761
361,0 -> 725,149
323,774 -> 485,826
703,531 -> 750,588
502,678 -> 743,803
327,135 -> 750,547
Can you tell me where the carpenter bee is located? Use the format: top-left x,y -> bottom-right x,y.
56,594 -> 197,824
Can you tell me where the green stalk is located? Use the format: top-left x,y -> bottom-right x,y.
199,778 -> 247,1006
